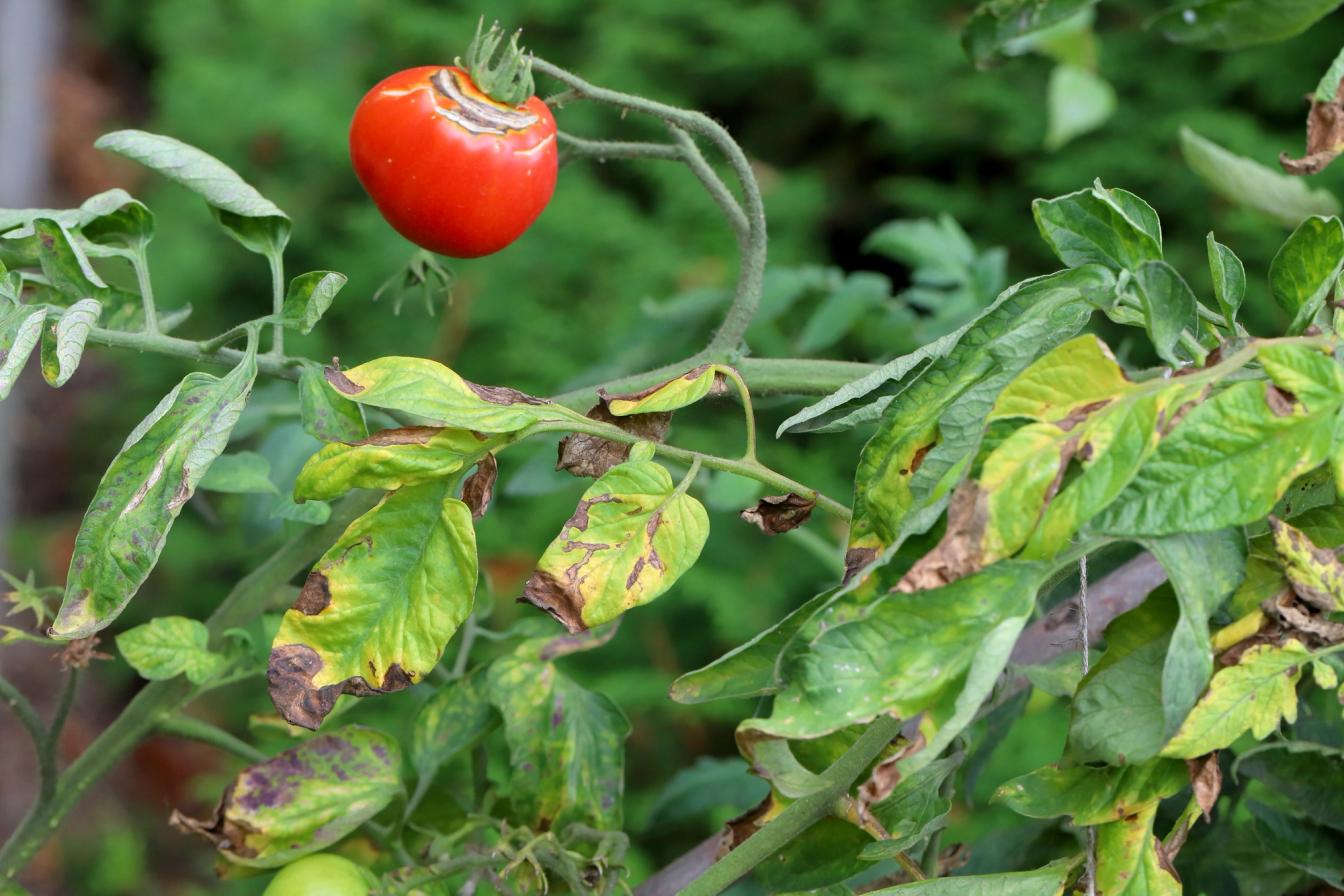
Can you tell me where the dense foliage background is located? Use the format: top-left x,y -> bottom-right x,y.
3,1 -> 1344,892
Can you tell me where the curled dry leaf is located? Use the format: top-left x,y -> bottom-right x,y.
1280,83 -> 1344,176
461,452 -> 497,519
557,400 -> 670,479
739,493 -> 816,535
1186,753 -> 1222,822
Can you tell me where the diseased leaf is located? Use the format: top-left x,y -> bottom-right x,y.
170,725 -> 400,868
323,357 -> 576,432
1132,260 -> 1197,363
740,493 -> 816,534
410,670 -> 495,781
863,857 -> 1080,895
862,756 -> 957,860
1032,181 -> 1162,271
990,334 -> 1134,423
280,271 -> 346,335
487,653 -> 630,830
0,302 -> 46,401
297,362 -> 367,443
1270,516 -> 1344,610
95,129 -> 291,255
1181,127 -> 1342,227
53,350 -> 258,638
600,364 -> 724,416
116,616 -> 226,684
522,449 -> 709,633
1093,803 -> 1180,896
198,451 -> 278,495
31,219 -> 110,306
994,760 -> 1187,825
0,188 -> 151,258
557,400 -> 670,479
38,299 -> 100,388
962,0 -> 1099,68
1207,232 -> 1246,329
1151,0 -> 1343,51
293,426 -> 503,502
1161,640 -> 1310,757
1269,215 -> 1344,334
460,453 -> 497,520
670,588 -> 836,704
268,479 -> 477,729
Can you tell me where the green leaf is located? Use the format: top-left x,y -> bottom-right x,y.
0,302 -> 46,401
487,653 -> 630,830
1132,260 -> 1196,363
116,616 -> 226,684
94,129 -> 291,255
746,562 -> 1045,741
322,356 -> 575,432
270,494 -> 331,526
756,815 -> 871,891
53,350 -> 258,638
1044,63 -> 1115,151
1249,800 -> 1344,887
1207,232 -> 1246,330
1032,181 -> 1162,272
280,271 -> 346,335
671,588 -> 836,704
849,265 -> 1111,560
1315,45 -> 1344,103
644,756 -> 769,830
293,426 -> 503,502
962,0 -> 1100,68
170,725 -> 400,868
995,760 -> 1188,825
796,273 -> 892,355
297,362 -> 366,443
198,451 -> 279,495
1151,0 -> 1343,51
1180,127 -> 1341,227
863,214 -> 975,277
1096,377 -> 1338,536
522,451 -> 709,633
602,364 -> 723,415
1161,639 -> 1310,757
1145,530 -> 1247,740
410,670 -> 495,781
1239,745 -> 1344,832
1068,592 -> 1177,765
268,479 -> 477,730
1094,803 -> 1180,895
38,298 -> 100,388
31,219 -> 111,305
863,857 -> 1081,895
863,756 -> 957,859
1270,516 -> 1344,610
1269,215 -> 1344,334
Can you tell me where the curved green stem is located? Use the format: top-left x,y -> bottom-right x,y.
85,323 -> 301,380
533,57 -> 767,356
45,668 -> 79,759
718,366 -> 758,460
557,131 -> 682,165
267,249 -> 286,359
130,248 -> 159,334
0,673 -> 52,801
156,713 -> 267,764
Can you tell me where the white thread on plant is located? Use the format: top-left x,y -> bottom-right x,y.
1079,554 -> 1097,896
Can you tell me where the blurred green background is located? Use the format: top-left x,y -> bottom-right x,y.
4,0 -> 1344,892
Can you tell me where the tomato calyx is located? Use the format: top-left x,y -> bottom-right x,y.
456,17 -> 535,107
430,68 -> 539,135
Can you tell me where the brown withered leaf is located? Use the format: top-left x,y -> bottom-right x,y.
1186,753 -> 1222,822
1281,84 -> 1344,176
858,730 -> 925,807
461,453 -> 497,520
57,635 -> 111,670
843,546 -> 879,584
895,484 -> 988,593
740,493 -> 816,535
557,401 -> 671,479
268,639 -> 413,731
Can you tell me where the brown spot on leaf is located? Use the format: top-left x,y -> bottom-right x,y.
895,483 -> 988,593
722,794 -> 774,852
324,365 -> 364,395
461,453 -> 497,520
1280,84 -> 1344,175
909,442 -> 933,475
352,425 -> 442,447
858,729 -> 924,807
1265,384 -> 1298,418
466,380 -> 549,406
843,547 -> 878,584
521,569 -> 587,634
1057,399 -> 1110,432
565,494 -> 617,533
266,643 -> 412,730
293,573 -> 331,616
1186,753 -> 1222,822
557,401 -> 670,479
740,493 -> 816,535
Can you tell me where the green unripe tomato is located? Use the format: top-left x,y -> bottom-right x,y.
262,854 -> 376,896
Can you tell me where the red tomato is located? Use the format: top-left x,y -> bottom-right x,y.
349,65 -> 557,258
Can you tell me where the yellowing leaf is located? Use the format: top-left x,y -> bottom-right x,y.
268,479 -> 477,729
1271,516 -> 1344,611
1094,803 -> 1180,896
323,356 -> 577,432
293,426 -> 505,502
522,451 -> 708,632
602,364 -> 724,415
1161,640 -> 1310,758
990,334 -> 1133,423
994,760 -> 1187,826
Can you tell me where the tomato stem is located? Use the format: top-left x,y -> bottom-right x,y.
459,17 -> 535,107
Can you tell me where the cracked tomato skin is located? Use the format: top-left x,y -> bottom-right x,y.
262,853 -> 375,896
349,65 -> 558,258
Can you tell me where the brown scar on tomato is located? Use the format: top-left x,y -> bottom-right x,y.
430,68 -> 539,136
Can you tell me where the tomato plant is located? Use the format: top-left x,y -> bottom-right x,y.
4,3 -> 1344,895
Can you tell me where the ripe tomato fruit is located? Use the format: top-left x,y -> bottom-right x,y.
349,65 -> 558,258
262,853 -> 376,896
